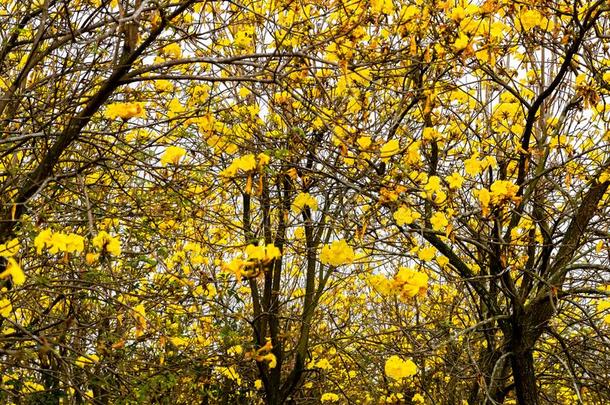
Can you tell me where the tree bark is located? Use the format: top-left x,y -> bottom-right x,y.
511,347 -> 538,405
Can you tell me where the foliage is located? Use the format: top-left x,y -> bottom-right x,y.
1,0 -> 610,404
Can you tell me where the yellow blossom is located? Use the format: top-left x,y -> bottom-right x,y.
0,298 -> 12,317
430,212 -> 449,231
292,192 -> 318,213
320,239 -> 355,267
0,238 -> 19,257
519,9 -> 542,31
92,231 -> 121,256
105,102 -> 146,120
246,243 -> 281,263
412,393 -> 425,403
161,146 -> 186,166
475,188 -> 491,216
321,393 -> 340,402
357,136 -> 372,149
75,354 -> 100,368
464,154 -> 482,176
446,172 -> 464,189
380,139 -> 400,161
489,180 -> 519,204
257,153 -> 271,166
393,267 -> 428,298
0,258 -> 25,286
417,246 -> 436,261
217,366 -> 242,385
394,206 -> 421,226
161,43 -> 181,58
453,33 -> 470,51
220,154 -> 258,177
384,355 -> 417,380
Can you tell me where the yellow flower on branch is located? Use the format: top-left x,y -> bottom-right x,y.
292,192 -> 318,213
75,354 -> 99,368
320,239 -> 355,267
92,231 -> 121,256
0,258 -> 25,286
0,238 -> 19,257
430,211 -> 449,231
384,355 -> 417,380
393,267 -> 428,298
0,298 -> 12,317
393,206 -> 421,226
160,146 -> 186,166
380,139 -> 400,161
104,102 -> 146,121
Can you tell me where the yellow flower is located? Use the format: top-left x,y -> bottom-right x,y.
70,234 -> 85,252
245,243 -> 281,263
292,192 -> 318,213
412,393 -> 425,403
384,355 -> 417,380
257,152 -> 271,166
417,246 -> 436,261
167,98 -> 185,118
422,127 -> 442,140
22,381 -> 45,393
475,188 -> 491,216
393,206 -> 421,226
394,267 -> 428,298
254,379 -> 263,389
0,258 -> 25,286
321,393 -> 340,402
220,154 -> 258,177
315,358 -> 332,370
0,238 -> 19,257
85,253 -> 99,265
357,136 -> 372,150
380,139 -> 400,161
217,366 -> 242,385
105,102 -> 146,120
430,212 -> 448,231
75,354 -> 99,368
453,33 -> 470,51
92,231 -> 121,256
153,80 -> 174,93
161,146 -> 186,166
34,229 -> 53,254
257,352 -> 277,368
228,345 -> 243,356
519,9 -> 542,31
0,298 -> 12,317
464,154 -> 482,176
424,176 -> 442,195
320,239 -> 355,267
161,43 -> 181,59
446,172 -> 464,189
489,180 -> 519,204
169,336 -> 189,348
133,303 -> 147,337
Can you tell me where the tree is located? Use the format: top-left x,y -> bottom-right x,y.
3,0 -> 610,404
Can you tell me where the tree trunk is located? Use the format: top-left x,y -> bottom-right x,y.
511,344 -> 538,404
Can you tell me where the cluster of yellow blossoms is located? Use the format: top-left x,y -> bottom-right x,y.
320,239 -> 355,267
104,102 -> 146,121
384,355 -> 417,380
292,192 -> 318,213
34,230 -> 85,254
34,229 -> 121,257
224,243 -> 282,281
220,153 -> 270,177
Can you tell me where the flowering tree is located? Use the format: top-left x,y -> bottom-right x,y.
2,0 -> 610,404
